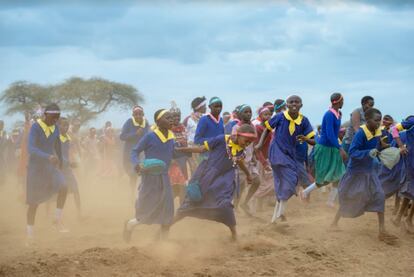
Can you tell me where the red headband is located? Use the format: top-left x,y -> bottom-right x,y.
259,107 -> 269,115
236,132 -> 257,139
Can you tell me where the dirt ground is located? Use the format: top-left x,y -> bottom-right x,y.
1,174 -> 413,277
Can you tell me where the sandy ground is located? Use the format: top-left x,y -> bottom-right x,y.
1,174 -> 413,277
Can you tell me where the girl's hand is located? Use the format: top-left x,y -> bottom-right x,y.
296,135 -> 307,143
400,145 -> 409,156
340,148 -> 348,162
49,155 -> 59,166
135,164 -> 141,173
246,174 -> 253,184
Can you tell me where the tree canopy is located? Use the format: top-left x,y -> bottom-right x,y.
0,77 -> 144,124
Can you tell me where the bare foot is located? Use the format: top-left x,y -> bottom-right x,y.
241,203 -> 253,217
378,231 -> 398,245
328,224 -> 342,232
326,202 -> 336,209
123,220 -> 132,243
391,217 -> 401,227
402,220 -> 414,234
299,189 -> 306,202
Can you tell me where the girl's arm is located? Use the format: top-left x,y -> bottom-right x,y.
255,128 -> 269,151
175,145 -> 207,154
351,110 -> 361,132
391,124 -> 408,155
131,134 -> 149,172
237,159 -> 252,184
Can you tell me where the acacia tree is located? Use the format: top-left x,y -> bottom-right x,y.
0,81 -> 58,115
1,77 -> 144,124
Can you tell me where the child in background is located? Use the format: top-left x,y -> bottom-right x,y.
58,117 -> 82,219
253,107 -> 274,211
301,93 -> 347,207
169,107 -> 189,205
390,116 -> 414,233
120,105 -> 149,191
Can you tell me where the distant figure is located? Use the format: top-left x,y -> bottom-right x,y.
0,120 -> 8,186
120,105 -> 149,190
342,96 -> 375,153
81,127 -> 100,178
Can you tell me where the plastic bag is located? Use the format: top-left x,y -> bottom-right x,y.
378,147 -> 401,170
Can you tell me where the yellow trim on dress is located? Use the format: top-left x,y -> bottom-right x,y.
305,130 -> 315,139
396,123 -> 405,131
132,117 -> 146,128
225,135 -> 243,156
264,120 -> 273,131
203,140 -> 210,151
153,128 -> 175,143
283,111 -> 303,135
59,134 -> 71,143
361,125 -> 381,141
37,119 -> 55,138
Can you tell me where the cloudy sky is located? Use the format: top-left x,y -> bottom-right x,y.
1,0 -> 413,129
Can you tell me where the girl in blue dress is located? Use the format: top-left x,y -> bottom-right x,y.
26,104 -> 68,242
172,124 -> 256,241
58,117 -> 81,219
331,108 -> 398,244
389,116 -> 414,233
256,95 -> 315,223
123,109 -> 184,242
120,105 -> 149,191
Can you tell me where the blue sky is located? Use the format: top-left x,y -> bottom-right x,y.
1,1 -> 414,129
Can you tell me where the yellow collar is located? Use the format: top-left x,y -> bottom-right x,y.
361,125 -> 381,141
60,134 -> 71,143
153,128 -> 175,143
132,117 -> 146,128
0,130 -> 3,137
37,119 -> 55,138
284,111 -> 303,135
225,135 -> 243,156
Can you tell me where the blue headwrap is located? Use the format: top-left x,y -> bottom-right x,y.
274,100 -> 286,112
209,97 -> 222,106
238,104 -> 251,113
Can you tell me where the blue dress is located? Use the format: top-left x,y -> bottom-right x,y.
26,121 -> 65,205
177,135 -> 244,227
120,118 -> 149,177
379,132 -> 406,198
295,142 -> 311,188
265,111 -> 315,201
194,114 -> 224,145
397,118 -> 414,200
60,135 -> 79,193
131,129 -> 176,225
338,126 -> 384,218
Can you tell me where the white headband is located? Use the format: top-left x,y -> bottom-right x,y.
195,100 -> 207,110
45,110 -> 61,114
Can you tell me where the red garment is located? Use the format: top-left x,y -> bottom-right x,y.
171,124 -> 187,147
169,161 -> 187,185
255,124 -> 273,167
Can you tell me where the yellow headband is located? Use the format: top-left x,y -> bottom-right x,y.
156,109 -> 168,121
